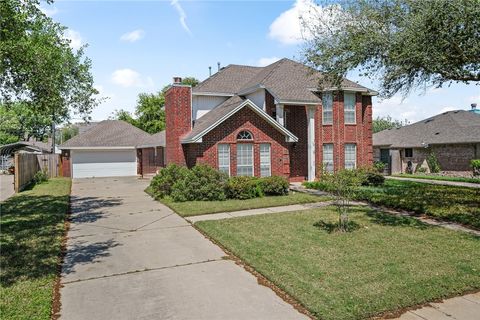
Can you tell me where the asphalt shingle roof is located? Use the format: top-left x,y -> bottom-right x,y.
60,120 -> 160,148
373,110 -> 480,148
193,58 -> 373,103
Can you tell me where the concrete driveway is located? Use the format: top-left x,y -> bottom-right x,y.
59,177 -> 306,320
0,174 -> 14,202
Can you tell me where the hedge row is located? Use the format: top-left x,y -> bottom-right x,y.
149,164 -> 289,202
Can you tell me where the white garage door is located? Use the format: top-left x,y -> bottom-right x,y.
72,149 -> 137,178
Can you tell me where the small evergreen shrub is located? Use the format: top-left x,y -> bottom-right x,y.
33,169 -> 49,184
259,176 -> 289,195
225,176 -> 263,199
357,167 -> 385,187
170,165 -> 228,202
471,159 -> 480,176
149,164 -> 188,198
427,152 -> 441,173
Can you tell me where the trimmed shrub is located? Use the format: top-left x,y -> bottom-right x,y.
33,169 -> 49,184
471,159 -> 480,176
358,167 -> 385,187
149,164 -> 188,198
259,176 -> 289,195
170,165 -> 228,202
225,176 -> 263,200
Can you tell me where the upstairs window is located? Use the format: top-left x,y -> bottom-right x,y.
322,92 -> 333,124
237,130 -> 253,140
344,92 -> 356,124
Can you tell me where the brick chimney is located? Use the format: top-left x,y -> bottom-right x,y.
165,77 -> 191,166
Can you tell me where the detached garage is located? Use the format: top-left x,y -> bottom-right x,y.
60,120 -> 165,179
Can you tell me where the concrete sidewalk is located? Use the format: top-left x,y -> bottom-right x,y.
395,292 -> 480,320
186,201 -> 333,223
59,177 -> 307,320
387,176 -> 480,188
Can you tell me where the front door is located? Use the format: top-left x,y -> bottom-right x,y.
380,149 -> 390,174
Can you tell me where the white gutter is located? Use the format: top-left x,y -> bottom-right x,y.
192,92 -> 234,97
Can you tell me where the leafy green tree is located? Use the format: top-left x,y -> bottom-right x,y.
111,77 -> 198,134
0,103 -> 51,144
303,0 -> 480,97
57,124 -> 79,144
0,0 -> 100,126
373,116 -> 408,133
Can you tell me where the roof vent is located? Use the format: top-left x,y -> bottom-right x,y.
435,132 -> 440,135
472,103 -> 477,110
424,119 -> 433,123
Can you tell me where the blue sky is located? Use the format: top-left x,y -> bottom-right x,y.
45,0 -> 479,123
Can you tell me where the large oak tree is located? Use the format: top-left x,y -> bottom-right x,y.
303,0 -> 480,98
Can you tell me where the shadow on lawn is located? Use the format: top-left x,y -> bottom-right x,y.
365,209 -> 429,229
0,193 -> 122,287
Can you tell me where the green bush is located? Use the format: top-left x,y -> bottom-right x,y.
373,161 -> 386,173
427,152 -> 441,173
170,165 -> 228,202
149,164 -> 188,198
416,166 -> 428,174
357,167 -> 385,187
259,176 -> 289,196
471,159 -> 480,176
33,169 -> 48,184
225,176 -> 263,199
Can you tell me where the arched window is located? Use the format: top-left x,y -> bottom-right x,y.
237,130 -> 253,140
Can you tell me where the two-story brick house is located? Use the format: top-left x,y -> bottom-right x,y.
165,58 -> 377,182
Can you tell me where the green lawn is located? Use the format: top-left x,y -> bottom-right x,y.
156,192 -> 328,217
0,178 -> 71,320
392,174 -> 480,184
196,207 -> 480,320
356,179 -> 480,230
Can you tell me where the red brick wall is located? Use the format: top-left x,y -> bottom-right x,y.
285,105 -> 308,180
315,92 -> 373,176
184,106 -> 290,178
165,85 -> 191,166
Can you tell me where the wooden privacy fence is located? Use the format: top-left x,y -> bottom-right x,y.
14,153 -> 61,192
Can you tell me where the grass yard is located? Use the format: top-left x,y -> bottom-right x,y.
196,207 -> 480,320
158,191 -> 328,216
392,174 -> 480,184
356,179 -> 480,230
0,178 -> 71,320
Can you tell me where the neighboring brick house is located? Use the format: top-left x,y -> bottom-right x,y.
165,58 -> 377,181
373,109 -> 480,174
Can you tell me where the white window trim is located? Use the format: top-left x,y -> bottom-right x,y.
323,144 -> 334,173
322,92 -> 333,125
344,92 -> 356,124
218,144 -> 230,176
260,143 -> 271,177
344,143 -> 357,170
237,143 -> 254,177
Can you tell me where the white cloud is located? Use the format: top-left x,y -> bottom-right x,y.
257,57 -> 281,67
170,0 -> 192,36
111,69 -> 154,88
64,29 -> 83,50
268,0 -> 315,45
120,29 -> 145,42
40,5 -> 58,17
439,106 -> 456,113
269,0 -> 342,45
